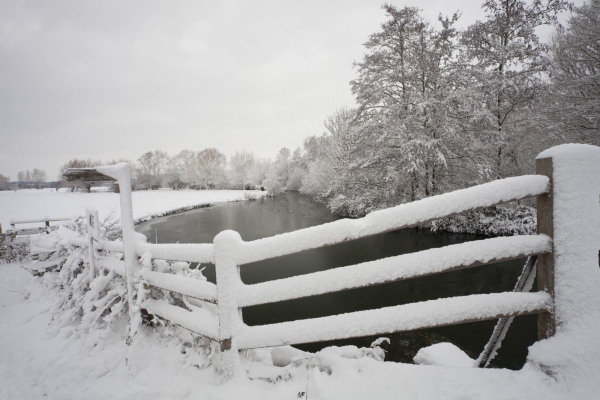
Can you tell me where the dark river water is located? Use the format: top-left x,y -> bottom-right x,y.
136,192 -> 537,369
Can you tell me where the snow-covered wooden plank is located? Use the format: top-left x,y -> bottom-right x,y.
233,175 -> 550,265
135,242 -> 215,264
237,235 -> 551,307
143,298 -> 219,341
237,291 -> 551,349
143,271 -> 218,303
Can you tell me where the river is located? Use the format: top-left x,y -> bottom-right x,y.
136,191 -> 537,369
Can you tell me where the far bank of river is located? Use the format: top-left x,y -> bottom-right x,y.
136,191 -> 537,369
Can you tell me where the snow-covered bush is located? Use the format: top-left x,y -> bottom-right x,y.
0,233 -> 30,264
427,205 -> 536,236
31,220 -> 222,366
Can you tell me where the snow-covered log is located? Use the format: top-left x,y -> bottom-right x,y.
237,292 -> 551,349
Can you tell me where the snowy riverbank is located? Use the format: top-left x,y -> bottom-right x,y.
0,189 -> 268,232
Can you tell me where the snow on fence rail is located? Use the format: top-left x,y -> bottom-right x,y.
9,215 -> 76,227
64,146 -> 600,380
2,215 -> 77,234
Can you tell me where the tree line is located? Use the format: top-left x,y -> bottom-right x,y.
293,0 -> 600,217
0,169 -> 49,190
57,147 -> 307,192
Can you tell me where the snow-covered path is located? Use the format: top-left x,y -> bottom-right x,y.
0,189 -> 267,231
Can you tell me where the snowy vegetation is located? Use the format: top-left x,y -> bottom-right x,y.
295,1 -> 600,221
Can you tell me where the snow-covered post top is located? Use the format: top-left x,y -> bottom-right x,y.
94,163 -> 140,336
533,144 -> 600,348
213,230 -> 245,380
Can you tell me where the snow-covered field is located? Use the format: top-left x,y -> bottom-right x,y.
0,188 -> 267,231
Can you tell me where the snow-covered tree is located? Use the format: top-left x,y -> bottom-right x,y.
460,0 -> 571,179
229,151 -> 255,189
547,1 -> 600,144
250,158 -> 271,189
168,149 -> 197,187
194,148 -> 227,189
137,150 -> 170,189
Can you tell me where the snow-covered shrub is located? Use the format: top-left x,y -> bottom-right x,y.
243,192 -> 259,201
38,223 -> 129,339
0,233 -> 30,264
286,168 -> 306,192
427,204 -> 536,236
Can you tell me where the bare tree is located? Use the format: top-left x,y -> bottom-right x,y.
31,168 -> 47,189
0,174 -> 10,190
137,150 -> 170,189
17,171 -> 28,189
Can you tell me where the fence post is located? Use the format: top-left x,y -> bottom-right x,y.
94,163 -> 140,339
536,157 -> 555,339
214,230 -> 245,380
86,208 -> 100,279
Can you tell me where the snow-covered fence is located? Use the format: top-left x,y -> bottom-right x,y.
65,145 -> 600,380
9,215 -> 75,231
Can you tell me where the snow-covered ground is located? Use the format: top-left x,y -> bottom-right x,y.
0,259 -> 595,400
0,188 -> 267,231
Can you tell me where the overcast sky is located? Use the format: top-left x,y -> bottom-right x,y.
0,0 -> 584,181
